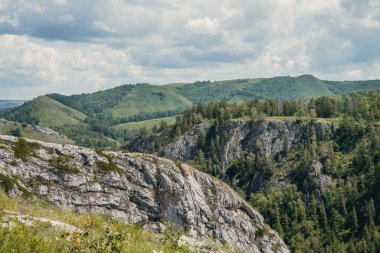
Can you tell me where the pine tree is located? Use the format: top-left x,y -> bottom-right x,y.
351,207 -> 359,235
319,202 -> 328,231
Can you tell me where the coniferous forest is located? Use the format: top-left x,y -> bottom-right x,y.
132,90 -> 380,253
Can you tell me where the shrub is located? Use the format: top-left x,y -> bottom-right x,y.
96,161 -> 123,174
49,157 -> 80,174
13,138 -> 41,161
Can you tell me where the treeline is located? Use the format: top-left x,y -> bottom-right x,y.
48,84 -> 133,115
138,90 -> 380,252
1,101 -> 40,125
152,90 -> 380,140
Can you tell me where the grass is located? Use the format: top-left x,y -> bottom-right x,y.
21,96 -> 86,127
95,149 -> 124,174
12,138 -> 41,161
0,190 -> 191,253
49,156 -> 80,174
111,116 -> 177,133
0,119 -> 74,145
112,84 -> 192,119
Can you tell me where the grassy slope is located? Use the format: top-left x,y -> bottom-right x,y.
0,190 -> 189,253
112,116 -> 177,134
169,78 -> 264,104
0,120 -> 74,145
27,96 -> 86,127
112,84 -> 192,119
172,75 -> 380,103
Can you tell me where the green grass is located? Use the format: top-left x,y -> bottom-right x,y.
0,190 -> 190,253
112,116 -> 177,133
112,84 -> 192,119
0,120 -> 74,145
12,138 -> 41,161
30,96 -> 86,127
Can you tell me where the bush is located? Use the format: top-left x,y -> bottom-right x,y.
12,138 -> 41,161
49,157 -> 80,174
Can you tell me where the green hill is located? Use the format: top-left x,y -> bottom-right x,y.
2,96 -> 86,127
2,74 -> 380,148
112,84 -> 192,119
111,116 -> 177,137
171,74 -> 380,102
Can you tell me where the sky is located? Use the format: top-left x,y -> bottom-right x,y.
0,0 -> 380,99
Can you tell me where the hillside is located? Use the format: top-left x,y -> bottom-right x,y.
128,92 -> 380,252
0,135 -> 289,253
171,75 -> 380,102
2,96 -> 86,127
0,119 -> 74,144
2,75 -> 380,148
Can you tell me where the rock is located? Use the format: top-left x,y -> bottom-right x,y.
0,135 -> 289,253
305,160 -> 333,197
1,210 -> 82,233
130,119 -> 334,172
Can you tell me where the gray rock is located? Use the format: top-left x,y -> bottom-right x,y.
0,135 -> 289,253
130,119 -> 334,172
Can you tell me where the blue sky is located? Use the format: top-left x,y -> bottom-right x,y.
0,0 -> 379,99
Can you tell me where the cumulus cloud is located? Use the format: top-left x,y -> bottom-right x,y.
0,0 -> 379,99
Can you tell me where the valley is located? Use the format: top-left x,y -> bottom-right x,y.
1,76 -> 380,253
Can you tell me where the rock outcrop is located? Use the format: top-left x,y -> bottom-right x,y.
130,119 -> 335,172
0,135 -> 289,253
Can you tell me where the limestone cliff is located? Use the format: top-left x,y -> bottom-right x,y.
130,119 -> 334,171
0,135 -> 289,253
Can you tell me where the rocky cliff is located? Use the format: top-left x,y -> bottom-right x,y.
130,119 -> 335,171
0,135 -> 289,253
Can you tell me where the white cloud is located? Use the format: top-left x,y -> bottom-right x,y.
0,0 -> 379,99
92,20 -> 116,33
185,16 -> 219,33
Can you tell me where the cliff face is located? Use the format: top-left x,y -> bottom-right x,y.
0,135 -> 289,253
130,119 -> 335,171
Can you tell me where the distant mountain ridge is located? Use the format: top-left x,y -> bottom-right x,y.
1,74 -> 380,147
0,100 -> 27,111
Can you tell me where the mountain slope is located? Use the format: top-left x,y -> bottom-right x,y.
0,135 -> 289,253
2,75 -> 380,148
0,119 -> 74,144
171,74 -> 380,102
112,83 -> 192,120
3,96 -> 86,127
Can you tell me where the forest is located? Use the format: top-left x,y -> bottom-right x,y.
136,90 -> 380,253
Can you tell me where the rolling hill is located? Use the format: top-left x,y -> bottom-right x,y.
1,74 -> 380,147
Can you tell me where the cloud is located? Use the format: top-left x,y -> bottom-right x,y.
0,0 -> 379,99
185,16 -> 219,33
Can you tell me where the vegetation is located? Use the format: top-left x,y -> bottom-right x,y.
2,76 -> 380,149
49,156 -> 80,174
12,138 -> 41,161
173,75 -> 380,103
95,149 -> 123,174
141,90 -> 380,253
0,119 -> 74,145
0,190 -> 190,253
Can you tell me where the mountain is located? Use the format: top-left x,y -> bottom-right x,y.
167,74 -> 380,103
2,75 -> 380,148
0,135 -> 289,253
0,100 -> 27,111
128,92 -> 380,252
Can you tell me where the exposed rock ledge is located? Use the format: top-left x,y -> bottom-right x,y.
0,135 -> 289,253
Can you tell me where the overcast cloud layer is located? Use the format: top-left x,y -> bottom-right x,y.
0,0 -> 379,99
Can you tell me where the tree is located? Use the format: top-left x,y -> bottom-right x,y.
139,127 -> 148,136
